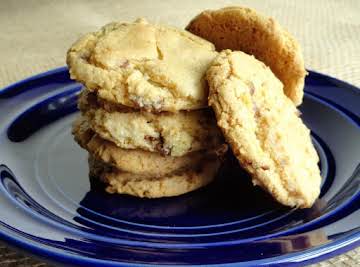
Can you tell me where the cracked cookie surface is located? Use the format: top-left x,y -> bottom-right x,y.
72,116 -> 227,175
186,6 -> 306,106
88,155 -> 221,198
67,18 -> 217,112
207,50 -> 321,208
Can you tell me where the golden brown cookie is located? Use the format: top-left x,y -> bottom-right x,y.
186,6 -> 306,106
88,155 -> 222,198
81,103 -> 223,157
72,116 -> 227,175
207,50 -> 321,208
67,18 -> 217,112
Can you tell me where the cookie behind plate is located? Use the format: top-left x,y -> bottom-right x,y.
186,6 -> 307,106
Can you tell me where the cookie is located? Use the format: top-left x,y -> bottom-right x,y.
81,103 -> 223,157
206,50 -> 321,208
67,18 -> 217,112
72,116 -> 227,175
186,6 -> 306,106
88,155 -> 221,198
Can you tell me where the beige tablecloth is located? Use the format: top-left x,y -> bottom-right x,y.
0,0 -> 359,266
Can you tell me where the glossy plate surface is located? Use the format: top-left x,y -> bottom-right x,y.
0,68 -> 359,266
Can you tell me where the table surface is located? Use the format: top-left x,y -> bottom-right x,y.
0,0 -> 359,266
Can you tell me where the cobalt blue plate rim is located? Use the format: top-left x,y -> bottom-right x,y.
0,67 -> 359,266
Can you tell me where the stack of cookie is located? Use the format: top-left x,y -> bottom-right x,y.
68,19 -> 226,198
67,7 -> 322,209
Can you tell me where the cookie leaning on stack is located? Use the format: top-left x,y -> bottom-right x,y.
67,18 -> 227,198
206,50 -> 321,208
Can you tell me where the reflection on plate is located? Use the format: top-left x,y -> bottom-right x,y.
0,67 -> 359,266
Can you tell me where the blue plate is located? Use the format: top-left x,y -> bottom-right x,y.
0,67 -> 359,266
